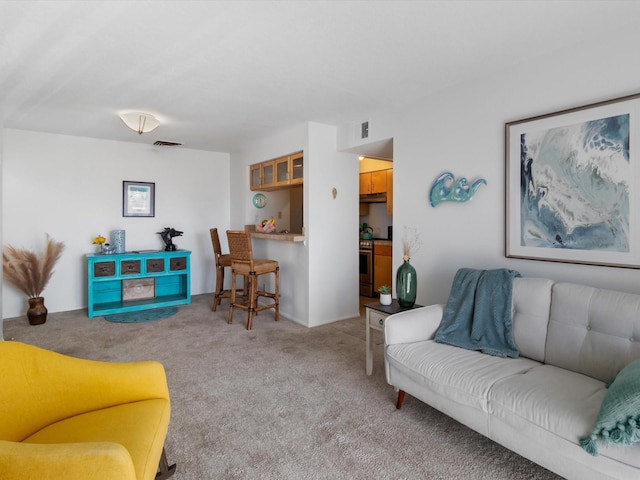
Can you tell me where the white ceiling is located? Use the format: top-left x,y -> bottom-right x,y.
2,0 -> 639,154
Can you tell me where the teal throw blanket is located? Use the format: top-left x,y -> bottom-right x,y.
435,268 -> 521,358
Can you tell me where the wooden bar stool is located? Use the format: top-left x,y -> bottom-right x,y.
210,228 -> 232,311
226,230 -> 279,330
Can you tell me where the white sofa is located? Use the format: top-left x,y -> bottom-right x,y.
384,277 -> 640,480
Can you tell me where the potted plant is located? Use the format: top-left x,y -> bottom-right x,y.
378,285 -> 392,306
2,234 -> 65,325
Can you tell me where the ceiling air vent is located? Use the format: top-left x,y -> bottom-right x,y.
153,140 -> 183,147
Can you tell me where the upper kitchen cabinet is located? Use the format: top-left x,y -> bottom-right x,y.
359,169 -> 390,195
251,151 -> 303,191
250,160 -> 275,190
290,151 -> 304,185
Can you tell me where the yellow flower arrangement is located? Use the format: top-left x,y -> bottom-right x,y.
92,235 -> 106,245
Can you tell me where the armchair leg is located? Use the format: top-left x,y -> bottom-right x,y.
396,390 -> 406,410
156,447 -> 176,479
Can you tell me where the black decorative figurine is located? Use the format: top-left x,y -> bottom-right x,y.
157,227 -> 183,251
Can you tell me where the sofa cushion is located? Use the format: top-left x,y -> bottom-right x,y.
581,358 -> 640,456
24,398 -> 169,480
488,363 -> 640,470
386,340 -> 540,411
511,277 -> 553,362
545,283 -> 640,382
489,364 -> 604,440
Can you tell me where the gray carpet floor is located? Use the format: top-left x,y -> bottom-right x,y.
3,294 -> 562,479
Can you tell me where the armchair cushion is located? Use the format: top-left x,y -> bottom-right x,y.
0,341 -> 171,480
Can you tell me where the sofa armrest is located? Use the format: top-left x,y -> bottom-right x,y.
0,440 -> 137,480
384,304 -> 445,345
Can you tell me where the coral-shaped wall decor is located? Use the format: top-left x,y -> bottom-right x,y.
430,172 -> 487,207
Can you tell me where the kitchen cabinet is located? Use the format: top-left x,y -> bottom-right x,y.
290,151 -> 304,185
275,156 -> 290,185
386,168 -> 393,215
360,169 -> 390,195
250,160 -> 275,190
250,164 -> 261,190
373,243 -> 392,293
250,151 -> 303,191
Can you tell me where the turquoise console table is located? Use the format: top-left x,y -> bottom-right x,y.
86,250 -> 191,318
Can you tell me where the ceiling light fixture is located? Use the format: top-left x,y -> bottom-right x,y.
119,112 -> 160,135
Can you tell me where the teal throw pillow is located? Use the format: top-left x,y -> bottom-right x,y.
580,358 -> 640,456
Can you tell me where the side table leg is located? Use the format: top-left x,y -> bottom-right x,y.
365,307 -> 373,375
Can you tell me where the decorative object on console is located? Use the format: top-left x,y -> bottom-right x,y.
123,180 -> 155,217
157,227 -> 183,251
101,243 -> 115,254
119,111 -> 160,135
378,285 -> 392,306
2,234 -> 65,325
111,229 -> 125,253
506,92 -> 640,268
429,171 -> 487,207
92,234 -> 106,253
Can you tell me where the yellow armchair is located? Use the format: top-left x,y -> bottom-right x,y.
0,341 -> 175,480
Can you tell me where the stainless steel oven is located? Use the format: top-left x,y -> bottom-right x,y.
359,240 -> 373,297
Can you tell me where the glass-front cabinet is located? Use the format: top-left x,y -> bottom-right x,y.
250,164 -> 262,189
290,151 -> 303,185
275,156 -> 290,186
250,150 -> 303,191
261,160 -> 275,189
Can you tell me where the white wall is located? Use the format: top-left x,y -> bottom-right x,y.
339,26 -> 640,306
2,129 -> 230,319
306,122 -> 359,327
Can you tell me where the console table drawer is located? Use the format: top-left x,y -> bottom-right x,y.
94,261 -> 115,277
121,260 -> 141,275
170,257 -> 187,271
146,258 -> 165,273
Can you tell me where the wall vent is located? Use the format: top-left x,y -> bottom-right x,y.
153,140 -> 183,147
361,121 -> 369,139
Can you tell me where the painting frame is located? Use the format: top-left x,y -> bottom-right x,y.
123,181 -> 155,218
505,93 -> 640,269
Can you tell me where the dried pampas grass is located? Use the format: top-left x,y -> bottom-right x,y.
3,234 -> 65,298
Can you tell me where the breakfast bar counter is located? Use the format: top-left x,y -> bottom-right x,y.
249,232 -> 305,243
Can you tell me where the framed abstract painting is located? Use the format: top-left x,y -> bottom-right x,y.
505,93 -> 640,268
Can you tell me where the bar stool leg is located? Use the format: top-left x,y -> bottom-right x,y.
227,269 -> 236,324
246,271 -> 257,330
212,265 -> 224,311
274,267 -> 280,321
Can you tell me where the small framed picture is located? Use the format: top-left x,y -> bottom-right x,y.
123,181 -> 155,217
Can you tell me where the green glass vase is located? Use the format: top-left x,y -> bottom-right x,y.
396,256 -> 417,308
